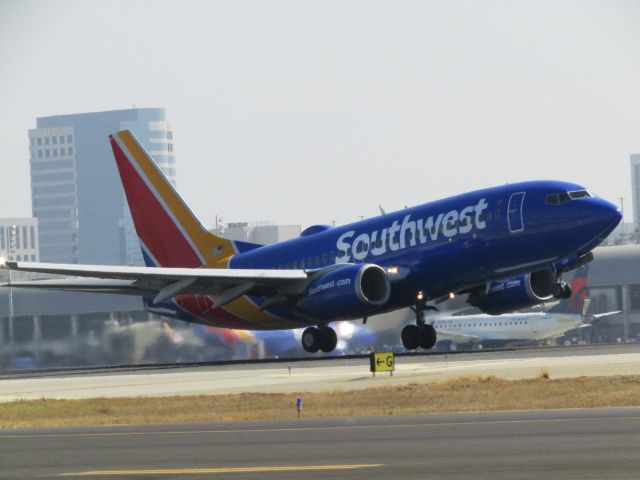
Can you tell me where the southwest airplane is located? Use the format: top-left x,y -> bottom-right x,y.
0,130 -> 622,354
431,265 -> 620,349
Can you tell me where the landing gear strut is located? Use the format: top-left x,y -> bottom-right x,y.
401,294 -> 437,351
301,326 -> 337,353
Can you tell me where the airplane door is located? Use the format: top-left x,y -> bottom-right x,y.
508,192 -> 526,233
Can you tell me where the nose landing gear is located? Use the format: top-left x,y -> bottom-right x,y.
401,291 -> 438,351
401,323 -> 437,350
551,281 -> 572,299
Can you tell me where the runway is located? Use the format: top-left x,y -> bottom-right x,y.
1,408 -> 640,479
2,344 -> 640,401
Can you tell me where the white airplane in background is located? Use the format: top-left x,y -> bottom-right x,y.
430,266 -> 620,349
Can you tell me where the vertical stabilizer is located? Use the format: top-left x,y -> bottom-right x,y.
109,130 -> 235,268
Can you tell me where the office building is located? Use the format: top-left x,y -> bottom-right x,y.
0,218 -> 39,262
631,154 -> 640,229
221,222 -> 301,245
29,108 -> 175,265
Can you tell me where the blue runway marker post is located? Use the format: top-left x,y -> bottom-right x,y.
296,396 -> 302,419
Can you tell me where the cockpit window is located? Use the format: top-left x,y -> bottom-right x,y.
569,190 -> 592,199
546,190 -> 592,206
545,193 -> 570,205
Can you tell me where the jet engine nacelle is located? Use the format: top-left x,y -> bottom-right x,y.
300,263 -> 391,319
468,269 -> 556,315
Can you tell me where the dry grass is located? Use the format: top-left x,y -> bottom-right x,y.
2,375 -> 640,429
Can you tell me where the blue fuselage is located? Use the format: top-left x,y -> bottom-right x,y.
231,180 -> 619,316
149,180 -> 621,329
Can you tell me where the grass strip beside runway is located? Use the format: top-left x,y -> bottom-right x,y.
2,374 -> 640,429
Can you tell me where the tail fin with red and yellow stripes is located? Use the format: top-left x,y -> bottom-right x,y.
109,130 -> 236,268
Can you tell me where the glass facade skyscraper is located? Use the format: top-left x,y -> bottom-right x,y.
632,154 -> 640,230
29,108 -> 176,265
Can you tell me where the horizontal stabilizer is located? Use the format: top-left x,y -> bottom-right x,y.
590,310 -> 622,320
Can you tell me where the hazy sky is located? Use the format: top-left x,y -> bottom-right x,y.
1,0 -> 639,228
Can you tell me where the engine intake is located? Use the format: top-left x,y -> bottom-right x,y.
300,263 -> 390,320
469,269 -> 555,315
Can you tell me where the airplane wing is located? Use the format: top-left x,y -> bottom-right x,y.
0,261 -> 309,307
433,328 -> 484,344
0,278 -> 153,295
590,311 -> 622,320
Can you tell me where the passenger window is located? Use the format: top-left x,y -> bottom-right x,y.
314,255 -> 320,266
322,253 -> 328,264
330,251 -> 336,263
299,259 -> 305,268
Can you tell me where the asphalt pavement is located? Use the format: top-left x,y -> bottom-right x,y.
2,408 -> 640,479
3,343 -> 640,401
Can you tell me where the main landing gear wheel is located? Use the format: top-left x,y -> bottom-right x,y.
301,326 -> 338,353
318,326 -> 338,353
401,324 -> 437,350
301,327 -> 320,353
551,281 -> 572,299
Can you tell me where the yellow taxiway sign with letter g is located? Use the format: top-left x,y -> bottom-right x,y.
370,352 -> 394,373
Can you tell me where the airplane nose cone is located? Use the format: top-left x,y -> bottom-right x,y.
588,198 -> 622,236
